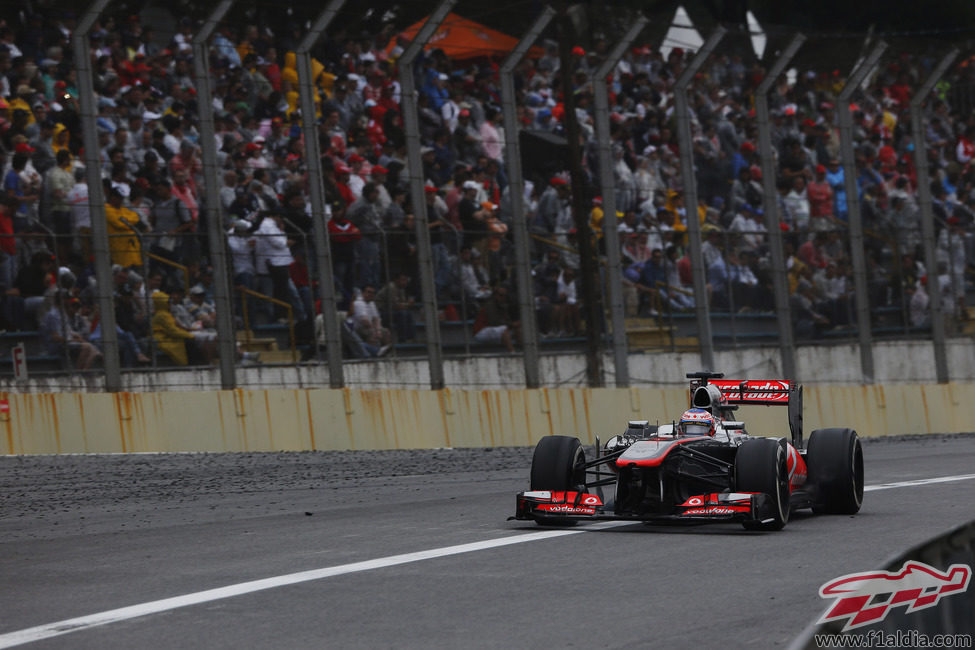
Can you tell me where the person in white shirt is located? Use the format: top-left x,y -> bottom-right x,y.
66,168 -> 92,262
351,285 -> 390,353
255,213 -> 305,323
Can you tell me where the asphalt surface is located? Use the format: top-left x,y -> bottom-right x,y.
1,434 -> 974,649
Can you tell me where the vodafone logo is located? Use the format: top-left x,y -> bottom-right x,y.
683,506 -> 738,516
539,504 -> 596,515
818,561 -> 972,631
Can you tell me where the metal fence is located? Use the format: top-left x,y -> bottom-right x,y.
5,1 -> 973,388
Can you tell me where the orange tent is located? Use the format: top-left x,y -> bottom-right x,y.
389,12 -> 544,60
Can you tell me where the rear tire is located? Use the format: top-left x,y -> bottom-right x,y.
735,438 -> 790,531
807,428 -> 863,515
529,436 -> 586,526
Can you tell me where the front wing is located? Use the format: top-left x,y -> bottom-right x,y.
512,490 -> 782,525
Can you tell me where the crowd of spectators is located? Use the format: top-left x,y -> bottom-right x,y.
1,7 -> 974,370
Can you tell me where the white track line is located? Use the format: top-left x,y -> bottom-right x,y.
3,475 -> 975,648
863,473 -> 975,491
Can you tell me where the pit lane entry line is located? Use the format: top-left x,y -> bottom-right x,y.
3,473 -> 975,649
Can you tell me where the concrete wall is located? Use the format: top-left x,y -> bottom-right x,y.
3,339 -> 973,454
4,381 -> 975,455
2,339 -> 972,393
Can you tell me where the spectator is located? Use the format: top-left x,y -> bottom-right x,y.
104,186 -> 144,269
39,291 -> 101,369
255,212 -> 305,324
346,181 -> 384,290
351,285 -> 390,354
472,284 -> 519,353
375,271 -> 417,343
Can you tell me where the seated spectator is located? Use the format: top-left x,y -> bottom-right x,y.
791,279 -> 831,339
7,250 -> 55,329
151,290 -> 214,366
554,266 -> 581,336
185,284 -> 216,328
472,284 -> 519,352
39,291 -> 101,370
351,285 -> 390,354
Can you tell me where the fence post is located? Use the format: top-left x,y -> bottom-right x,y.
192,0 -> 238,389
296,0 -> 348,388
755,33 -> 805,381
592,15 -> 649,388
399,0 -> 456,390
837,41 -> 887,384
911,49 -> 958,385
499,6 -> 555,389
674,26 -> 726,371
72,0 -> 121,391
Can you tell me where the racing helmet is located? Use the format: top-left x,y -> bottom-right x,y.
678,408 -> 716,437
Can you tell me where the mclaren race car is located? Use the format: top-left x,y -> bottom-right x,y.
513,372 -> 864,531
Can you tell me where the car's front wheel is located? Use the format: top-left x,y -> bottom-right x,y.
529,435 -> 586,526
735,437 -> 790,531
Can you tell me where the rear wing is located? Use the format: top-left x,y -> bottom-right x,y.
687,373 -> 804,448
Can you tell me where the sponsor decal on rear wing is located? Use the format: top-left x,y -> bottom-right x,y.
708,379 -> 793,405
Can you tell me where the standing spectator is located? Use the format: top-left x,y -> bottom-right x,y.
375,270 -> 417,344
67,168 -> 91,263
346,182 -> 384,290
255,212 -> 305,323
807,164 -> 834,230
148,178 -> 193,283
104,186 -> 144,269
42,149 -> 74,263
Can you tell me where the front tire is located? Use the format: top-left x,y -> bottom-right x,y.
530,435 -> 586,491
735,438 -> 790,531
529,435 -> 586,526
807,428 -> 863,515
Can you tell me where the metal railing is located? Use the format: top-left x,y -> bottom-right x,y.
238,286 -> 297,364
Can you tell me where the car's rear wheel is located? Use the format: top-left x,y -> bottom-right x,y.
807,427 -> 863,515
529,435 -> 586,526
735,438 -> 790,531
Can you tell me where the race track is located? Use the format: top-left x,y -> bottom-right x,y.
1,434 -> 974,649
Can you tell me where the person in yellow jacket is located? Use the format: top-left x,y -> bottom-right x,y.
104,186 -> 143,268
151,290 -> 196,365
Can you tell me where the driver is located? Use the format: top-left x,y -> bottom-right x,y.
678,408 -> 717,437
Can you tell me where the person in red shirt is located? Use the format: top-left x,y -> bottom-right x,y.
806,164 -> 834,230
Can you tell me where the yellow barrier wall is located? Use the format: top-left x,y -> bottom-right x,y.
3,383 -> 974,455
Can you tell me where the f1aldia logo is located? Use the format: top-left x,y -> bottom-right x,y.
818,561 -> 971,631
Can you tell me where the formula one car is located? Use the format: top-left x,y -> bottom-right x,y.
513,372 -> 864,531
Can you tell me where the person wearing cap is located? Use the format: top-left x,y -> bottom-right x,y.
453,107 -> 482,165
459,180 -> 491,257
185,284 -> 216,329
807,163 -> 834,229
533,176 -> 570,236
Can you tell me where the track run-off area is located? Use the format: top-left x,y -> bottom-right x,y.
2,434 -> 974,649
